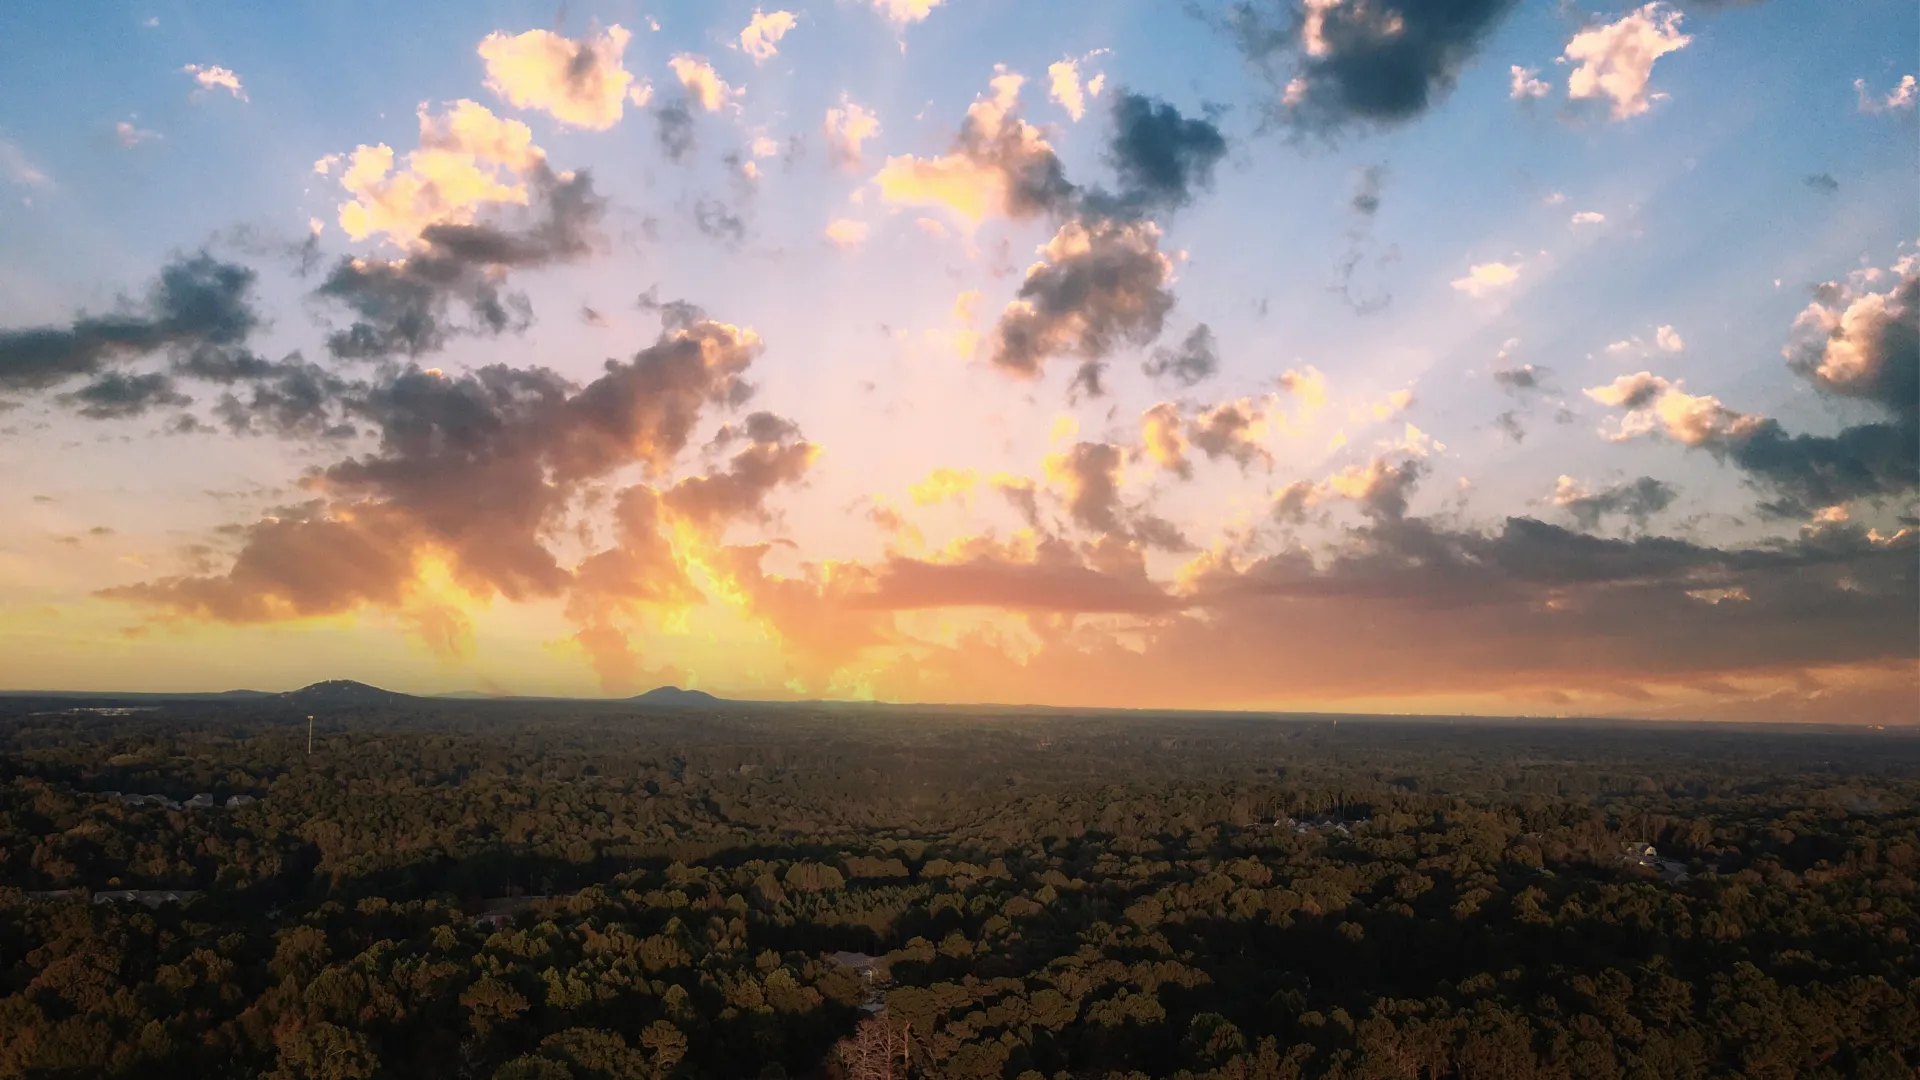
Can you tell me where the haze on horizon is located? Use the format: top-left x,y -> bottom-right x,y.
0,0 -> 1914,723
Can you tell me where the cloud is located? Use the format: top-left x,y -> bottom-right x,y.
1492,363 -> 1548,391
694,199 -> 747,243
1191,397 -> 1275,470
1141,402 -> 1192,477
330,100 -> 548,249
1047,56 -> 1108,121
669,55 -> 737,112
182,64 -> 246,101
823,97 -> 882,167
206,356 -> 357,439
869,0 -> 945,24
824,218 -> 869,248
1278,365 -> 1329,412
1554,475 -> 1677,530
739,10 -> 797,62
907,467 -> 980,506
0,139 -> 51,188
0,253 -> 260,392
655,102 -> 696,161
988,217 -> 1175,377
1230,0 -> 1522,133
477,24 -> 649,130
1510,65 -> 1550,100
1571,210 -> 1605,225
115,121 -> 161,148
1035,448 -> 1187,553
662,413 -> 817,533
1564,3 -> 1692,120
1855,75 -> 1917,113
1584,372 -> 1761,447
1784,254 -> 1918,424
1451,260 -> 1519,297
873,68 -> 1073,224
1323,452 -> 1428,521
1093,91 -> 1230,217
58,372 -> 192,420
317,168 -> 605,360
1804,172 -> 1839,195
108,318 -> 768,661
1656,324 -> 1685,351
1143,323 -> 1220,386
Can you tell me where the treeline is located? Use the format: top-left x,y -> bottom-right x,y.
0,701 -> 1912,1078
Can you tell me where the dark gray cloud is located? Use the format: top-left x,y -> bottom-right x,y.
1494,408 -> 1526,442
636,288 -> 709,333
317,255 -> 530,361
1143,323 -> 1221,386
1729,419 -> 1916,516
1068,359 -> 1108,400
212,357 -> 357,439
1559,476 -> 1677,531
1227,0 -> 1521,134
1093,91 -> 1229,216
1493,363 -> 1549,392
0,253 -> 260,391
1804,172 -> 1839,195
1351,161 -> 1385,215
655,103 -> 696,162
694,198 -> 746,243
58,372 -> 192,419
988,218 -> 1176,377
1332,162 -> 1392,312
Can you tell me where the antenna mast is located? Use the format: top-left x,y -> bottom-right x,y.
307,715 -> 314,757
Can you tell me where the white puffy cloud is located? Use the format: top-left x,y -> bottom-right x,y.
1564,3 -> 1691,120
1451,261 -> 1520,298
739,10 -> 797,62
869,0 -> 944,24
1655,324 -> 1685,352
478,25 -> 648,130
182,64 -> 246,101
1510,65 -> 1550,100
1856,75 -> 1917,113
1571,210 -> 1605,225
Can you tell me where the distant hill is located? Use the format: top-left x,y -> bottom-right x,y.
277,680 -> 413,707
631,686 -> 724,707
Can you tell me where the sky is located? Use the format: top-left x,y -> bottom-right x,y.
0,0 -> 1914,722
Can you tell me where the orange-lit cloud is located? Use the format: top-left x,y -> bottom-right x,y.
739,10 -> 797,62
824,97 -> 882,167
331,100 -> 546,248
670,55 -> 738,112
478,24 -> 650,129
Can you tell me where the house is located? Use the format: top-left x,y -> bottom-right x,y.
226,795 -> 257,809
829,951 -> 882,981
185,794 -> 216,810
472,895 -> 553,930
92,890 -> 200,908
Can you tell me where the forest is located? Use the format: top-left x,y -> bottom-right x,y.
0,692 -> 1914,1079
